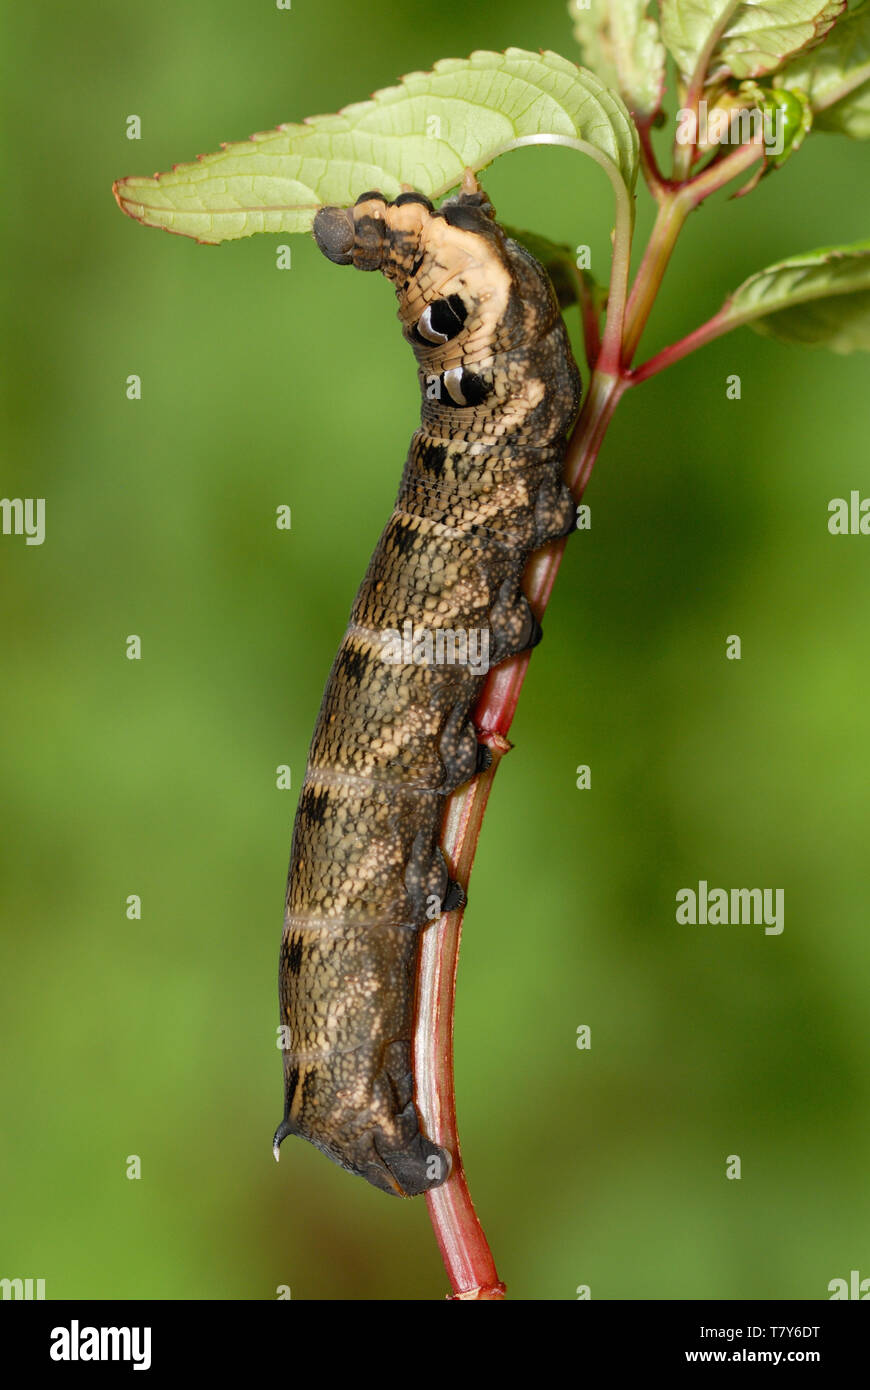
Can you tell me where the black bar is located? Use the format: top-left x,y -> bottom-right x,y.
2,1298 -> 866,1373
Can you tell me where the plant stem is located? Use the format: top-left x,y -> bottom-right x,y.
416,748 -> 506,1301
629,306 -> 733,383
596,176 -> 634,374
686,137 -> 764,202
416,367 -> 624,1299
575,267 -> 602,369
623,139 -> 763,365
417,126 -> 764,1300
671,1 -> 741,180
637,119 -> 671,202
622,190 -> 691,363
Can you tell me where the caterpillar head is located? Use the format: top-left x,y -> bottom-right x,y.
313,173 -> 577,439
313,171 -> 498,273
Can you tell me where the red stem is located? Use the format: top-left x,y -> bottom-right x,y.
629,306 -> 733,383
416,370 -> 625,1298
417,119 -> 764,1302
575,267 -> 602,370
636,119 -> 672,202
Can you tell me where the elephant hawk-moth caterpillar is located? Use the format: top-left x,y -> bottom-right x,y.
274,175 -> 581,1196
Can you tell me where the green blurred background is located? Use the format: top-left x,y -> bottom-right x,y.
2,0 -> 869,1301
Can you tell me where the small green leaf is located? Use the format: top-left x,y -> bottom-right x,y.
113,48 -> 638,245
724,240 -> 870,350
568,0 -> 666,118
661,0 -> 845,84
780,0 -> 870,136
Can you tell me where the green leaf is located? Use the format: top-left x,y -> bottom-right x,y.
568,0 -> 666,117
113,48 -> 638,245
660,0 -> 845,84
780,0 -> 870,136
724,240 -> 870,350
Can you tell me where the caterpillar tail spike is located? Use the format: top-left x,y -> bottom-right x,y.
272,1117 -> 296,1162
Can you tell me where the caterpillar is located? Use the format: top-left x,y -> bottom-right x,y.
273,173 -> 581,1197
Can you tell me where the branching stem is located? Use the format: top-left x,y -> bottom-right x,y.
417,124 -> 765,1299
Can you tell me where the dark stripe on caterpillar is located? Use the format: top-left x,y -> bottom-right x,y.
274,174 -> 581,1197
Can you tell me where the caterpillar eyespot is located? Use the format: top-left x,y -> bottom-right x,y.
413,295 -> 468,345
441,366 -> 490,407
274,176 -> 581,1198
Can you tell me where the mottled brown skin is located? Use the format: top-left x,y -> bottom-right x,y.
274,181 -> 581,1196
